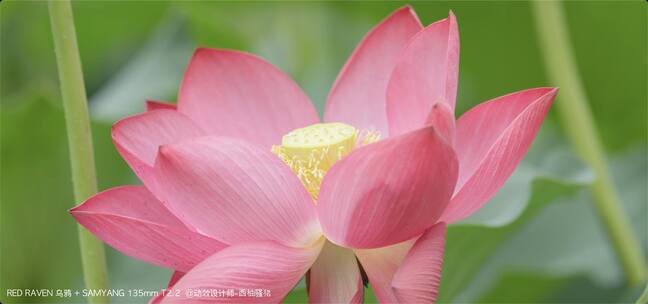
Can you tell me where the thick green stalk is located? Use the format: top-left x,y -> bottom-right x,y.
48,1 -> 109,302
531,1 -> 646,285
637,282 -> 648,304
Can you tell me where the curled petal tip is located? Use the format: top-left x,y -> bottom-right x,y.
399,4 -> 415,14
536,87 -> 559,100
69,200 -> 87,214
401,5 -> 422,24
193,47 -> 210,55
157,144 -> 173,158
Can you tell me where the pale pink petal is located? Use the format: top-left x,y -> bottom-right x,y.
112,109 -> 204,189
441,88 -> 558,223
154,136 -> 321,247
177,48 -> 319,149
392,223 -> 447,303
317,127 -> 458,248
324,6 -> 423,136
309,241 -> 363,303
354,239 -> 416,303
70,186 -> 227,272
146,100 -> 177,111
160,240 -> 324,303
387,11 -> 460,136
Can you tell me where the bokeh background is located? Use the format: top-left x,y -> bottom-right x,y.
1,1 -> 646,303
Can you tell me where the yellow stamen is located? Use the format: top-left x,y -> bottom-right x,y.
272,122 -> 380,201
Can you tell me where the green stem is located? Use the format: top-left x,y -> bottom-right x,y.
637,282 -> 648,304
531,1 -> 646,286
48,1 -> 109,302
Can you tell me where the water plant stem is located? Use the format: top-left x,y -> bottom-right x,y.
531,0 -> 646,286
637,282 -> 648,304
48,1 -> 110,302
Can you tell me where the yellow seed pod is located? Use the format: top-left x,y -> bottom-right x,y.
281,122 -> 357,172
272,123 -> 357,200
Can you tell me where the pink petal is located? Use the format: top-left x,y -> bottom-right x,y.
441,88 -> 558,223
149,294 -> 163,304
177,48 -> 319,149
309,241 -> 363,303
354,239 -> 416,303
154,136 -> 321,247
317,127 -> 458,248
160,240 -> 324,303
149,271 -> 185,304
70,186 -> 227,272
146,100 -> 177,111
168,271 -> 185,288
324,6 -> 423,136
112,109 -> 204,189
392,223 -> 447,303
426,101 -> 456,146
387,11 -> 460,136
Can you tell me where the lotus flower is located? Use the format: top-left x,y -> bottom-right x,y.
71,5 -> 557,303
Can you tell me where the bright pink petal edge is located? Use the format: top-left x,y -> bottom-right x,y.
441,87 -> 558,223
324,5 -> 423,136
71,186 -> 226,272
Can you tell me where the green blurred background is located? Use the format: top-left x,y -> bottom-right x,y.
1,1 -> 646,303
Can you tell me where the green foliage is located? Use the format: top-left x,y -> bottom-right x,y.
460,126 -> 594,227
0,93 -> 133,302
449,149 -> 647,303
1,95 -> 81,303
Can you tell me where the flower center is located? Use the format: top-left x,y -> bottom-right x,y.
272,122 -> 380,200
